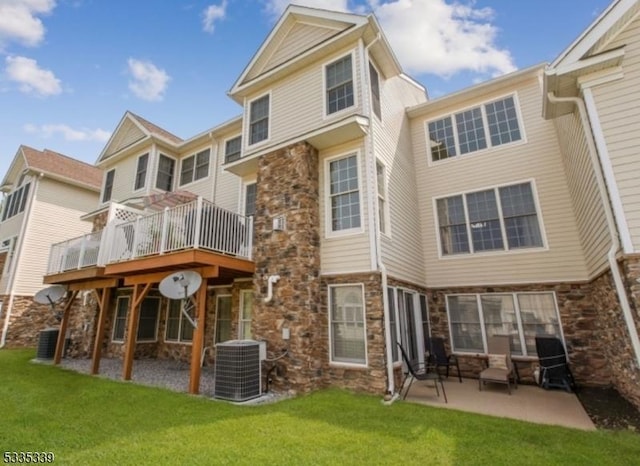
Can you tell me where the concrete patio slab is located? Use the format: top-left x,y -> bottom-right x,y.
404,377 -> 595,431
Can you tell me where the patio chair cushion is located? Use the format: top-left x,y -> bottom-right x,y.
480,367 -> 510,382
488,353 -> 507,370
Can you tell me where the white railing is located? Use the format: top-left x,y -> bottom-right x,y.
47,229 -> 104,274
107,198 -> 254,263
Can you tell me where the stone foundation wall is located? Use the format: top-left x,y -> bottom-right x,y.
1,294 -> 93,349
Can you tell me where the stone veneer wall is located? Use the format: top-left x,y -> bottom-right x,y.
427,281 -> 613,386
600,257 -> 640,408
1,294 -> 93,350
92,210 -> 109,233
251,141 -> 324,395
320,273 -> 388,394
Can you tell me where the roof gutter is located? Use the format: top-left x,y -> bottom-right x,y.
546,91 -> 640,368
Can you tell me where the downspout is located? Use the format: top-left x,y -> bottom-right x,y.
1,172 -> 40,348
362,35 -> 396,397
547,92 -> 640,367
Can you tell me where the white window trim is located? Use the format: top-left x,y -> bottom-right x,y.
164,300 -> 193,345
247,91 -> 272,148
238,289 -> 253,340
214,294 -> 233,344
433,178 -> 548,259
324,150 -> 365,239
111,295 -> 129,343
223,134 -> 243,164
445,291 -> 564,359
179,148 -> 211,188
328,283 -> 368,368
1,236 -> 17,276
425,92 -> 527,167
322,50 -> 358,120
155,153 -> 177,192
132,153 -> 149,193
101,168 -> 116,204
375,159 -> 391,238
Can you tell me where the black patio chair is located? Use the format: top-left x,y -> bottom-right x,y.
425,336 -> 462,382
397,342 -> 447,403
535,336 -> 576,393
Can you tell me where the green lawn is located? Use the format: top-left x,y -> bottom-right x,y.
1,349 -> 638,465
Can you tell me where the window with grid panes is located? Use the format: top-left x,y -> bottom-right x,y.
102,169 -> 115,203
215,295 -> 232,343
156,154 -> 175,191
224,136 -> 242,163
165,300 -> 193,343
249,95 -> 269,145
180,149 -> 210,186
329,154 -> 360,232
326,55 -> 354,115
436,182 -> 542,255
427,96 -> 522,162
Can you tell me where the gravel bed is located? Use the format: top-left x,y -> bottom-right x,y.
58,357 -> 287,405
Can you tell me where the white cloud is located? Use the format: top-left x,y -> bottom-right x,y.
264,0 -> 349,18
371,0 -> 516,78
24,123 -> 111,142
5,55 -> 61,96
127,58 -> 170,101
203,1 -> 227,33
262,0 -> 515,79
0,0 -> 56,48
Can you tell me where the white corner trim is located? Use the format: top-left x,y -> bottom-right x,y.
582,87 -> 634,253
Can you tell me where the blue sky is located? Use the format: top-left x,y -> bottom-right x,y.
0,0 -> 614,179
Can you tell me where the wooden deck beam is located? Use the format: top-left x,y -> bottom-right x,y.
189,280 -> 208,395
122,283 -> 152,381
53,290 -> 79,365
122,266 -> 219,286
91,287 -> 112,375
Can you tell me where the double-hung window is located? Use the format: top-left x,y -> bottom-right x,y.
329,284 -> 366,365
447,292 -> 563,357
244,183 -> 257,217
156,154 -> 175,191
376,161 -> 387,234
102,169 -> 115,203
326,55 -> 354,115
427,95 -> 522,162
249,95 -> 269,145
239,290 -> 253,339
328,154 -> 361,233
165,300 -> 194,343
224,136 -> 242,163
112,296 -> 129,342
134,154 -> 148,191
436,182 -> 543,256
180,149 -> 210,186
215,295 -> 232,343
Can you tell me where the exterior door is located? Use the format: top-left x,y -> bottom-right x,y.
398,289 -> 426,365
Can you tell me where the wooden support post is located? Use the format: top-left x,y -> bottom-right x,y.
90,287 -> 112,375
189,280 -> 208,394
53,290 -> 79,365
122,282 -> 152,381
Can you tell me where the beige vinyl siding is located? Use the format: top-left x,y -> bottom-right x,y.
176,143 -> 215,200
13,179 -> 98,295
589,14 -> 640,251
374,74 -> 428,286
264,23 -> 339,74
0,214 -> 23,292
103,119 -> 146,159
412,78 -> 588,287
106,151 -> 140,203
319,139 -> 372,274
244,46 -> 363,156
553,111 -> 610,275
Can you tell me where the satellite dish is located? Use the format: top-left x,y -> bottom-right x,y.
34,285 -> 67,322
159,271 -> 202,300
159,271 -> 202,329
34,285 -> 67,307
